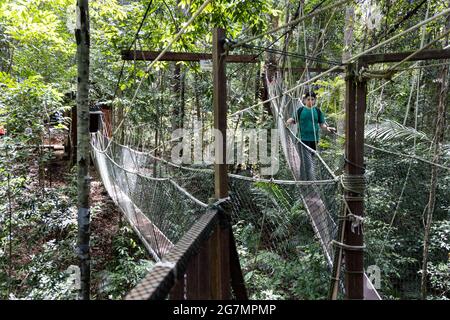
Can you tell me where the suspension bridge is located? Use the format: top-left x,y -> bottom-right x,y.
78,2 -> 450,300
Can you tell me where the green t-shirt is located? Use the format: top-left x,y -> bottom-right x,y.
292,104 -> 325,142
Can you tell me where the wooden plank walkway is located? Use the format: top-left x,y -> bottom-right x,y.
282,124 -> 381,300
111,184 -> 174,260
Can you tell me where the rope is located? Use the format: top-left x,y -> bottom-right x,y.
241,44 -> 341,66
229,0 -> 351,49
365,144 -> 450,171
112,0 -> 155,101
332,130 -> 450,171
361,29 -> 450,79
230,7 -> 450,119
330,240 -> 365,251
169,180 -> 208,208
105,0 -> 212,152
340,173 -> 366,195
91,138 -> 208,208
129,0 -> 211,103
101,132 -> 340,185
226,0 -> 329,80
343,156 -> 365,171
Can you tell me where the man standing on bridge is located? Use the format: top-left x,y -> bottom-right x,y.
285,91 -> 335,180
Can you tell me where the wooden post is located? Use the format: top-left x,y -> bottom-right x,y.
229,228 -> 248,299
212,27 -> 231,300
213,28 -> 228,199
343,62 -> 366,299
219,214 -> 231,299
100,104 -> 112,138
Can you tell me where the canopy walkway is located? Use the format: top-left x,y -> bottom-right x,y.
90,73 -> 381,299
82,4 -> 450,299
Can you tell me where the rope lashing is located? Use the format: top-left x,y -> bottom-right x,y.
360,69 -> 396,80
340,173 -> 366,235
348,214 -> 364,234
330,240 -> 366,251
340,173 -> 366,195
211,196 -> 230,207
343,156 -> 366,172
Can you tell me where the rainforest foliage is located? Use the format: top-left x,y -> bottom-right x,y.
0,0 -> 449,300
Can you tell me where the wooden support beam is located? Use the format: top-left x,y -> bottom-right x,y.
169,277 -> 185,300
344,63 -> 365,300
219,222 -> 231,299
213,28 -> 228,200
211,28 -> 232,300
278,66 -> 344,73
121,50 -> 259,63
360,48 -> 450,64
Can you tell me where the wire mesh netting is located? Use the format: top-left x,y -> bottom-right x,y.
91,111 -> 342,300
91,133 -> 209,261
364,145 -> 450,300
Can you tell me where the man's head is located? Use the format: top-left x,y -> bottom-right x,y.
302,91 -> 317,107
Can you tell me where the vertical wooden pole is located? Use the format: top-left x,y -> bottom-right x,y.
344,62 -> 366,299
100,105 -> 112,138
212,28 -> 231,300
219,214 -> 231,299
213,28 -> 228,199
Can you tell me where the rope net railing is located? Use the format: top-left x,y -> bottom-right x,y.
91,133 -> 208,261
91,115 -> 342,299
266,77 -> 341,266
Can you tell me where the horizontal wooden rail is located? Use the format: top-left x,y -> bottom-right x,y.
359,49 -> 450,64
121,50 -> 259,63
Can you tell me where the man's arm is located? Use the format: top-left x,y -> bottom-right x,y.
320,122 -> 336,133
287,104 -> 300,125
318,111 -> 336,133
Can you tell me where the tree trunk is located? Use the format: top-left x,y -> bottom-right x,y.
194,73 -> 202,122
420,15 -> 449,300
75,0 -> 91,300
180,68 -> 186,127
171,63 -> 183,131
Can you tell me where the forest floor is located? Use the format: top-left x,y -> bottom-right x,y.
5,129 -> 151,299
44,130 -> 124,294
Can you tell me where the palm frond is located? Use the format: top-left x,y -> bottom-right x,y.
366,120 -> 430,143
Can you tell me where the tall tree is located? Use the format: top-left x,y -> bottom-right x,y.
420,14 -> 449,300
76,0 -> 91,300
